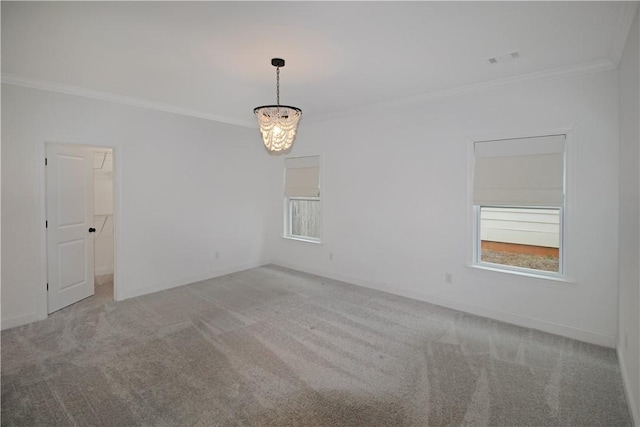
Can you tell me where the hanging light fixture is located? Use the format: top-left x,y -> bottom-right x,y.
254,58 -> 302,153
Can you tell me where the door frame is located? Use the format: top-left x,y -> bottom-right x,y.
38,141 -> 121,320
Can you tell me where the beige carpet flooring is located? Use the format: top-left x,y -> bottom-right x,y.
1,265 -> 632,426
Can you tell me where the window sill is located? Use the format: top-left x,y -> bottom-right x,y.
467,263 -> 576,284
282,235 -> 322,245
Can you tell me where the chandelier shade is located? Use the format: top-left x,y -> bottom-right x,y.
254,58 -> 301,153
253,105 -> 302,152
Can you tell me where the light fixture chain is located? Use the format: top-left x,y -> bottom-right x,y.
276,66 -> 280,106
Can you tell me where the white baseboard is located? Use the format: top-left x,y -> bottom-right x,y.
270,261 -> 616,348
618,347 -> 640,426
119,260 -> 269,300
1,312 -> 46,331
2,261 -> 269,330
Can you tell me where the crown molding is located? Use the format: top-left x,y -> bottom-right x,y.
0,73 -> 256,128
609,1 -> 639,67
2,56 -> 618,128
307,58 -> 618,124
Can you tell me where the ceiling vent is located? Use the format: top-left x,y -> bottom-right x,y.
487,51 -> 520,65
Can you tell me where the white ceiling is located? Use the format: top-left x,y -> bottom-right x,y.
1,1 -> 636,127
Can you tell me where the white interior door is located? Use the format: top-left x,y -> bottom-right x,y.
46,144 -> 95,313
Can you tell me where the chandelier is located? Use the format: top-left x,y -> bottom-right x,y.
253,58 -> 302,153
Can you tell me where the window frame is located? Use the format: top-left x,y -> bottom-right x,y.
473,204 -> 564,277
284,196 -> 322,243
282,155 -> 322,244
468,129 -> 575,282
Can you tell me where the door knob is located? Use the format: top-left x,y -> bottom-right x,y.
88,227 -> 96,233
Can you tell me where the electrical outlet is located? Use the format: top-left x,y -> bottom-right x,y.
445,273 -> 453,284
329,252 -> 333,261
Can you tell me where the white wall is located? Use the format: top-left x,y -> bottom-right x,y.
0,50 -> 635,416
617,9 -> 640,425
266,69 -> 620,347
1,84 -> 270,328
94,151 -> 113,216
2,68 -> 624,349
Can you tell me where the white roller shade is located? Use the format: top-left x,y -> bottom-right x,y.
473,135 -> 565,206
285,156 -> 320,197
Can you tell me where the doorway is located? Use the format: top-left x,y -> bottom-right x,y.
45,143 -> 115,314
92,148 -> 115,302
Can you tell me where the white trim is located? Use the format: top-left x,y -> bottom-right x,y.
468,263 -> 575,284
282,235 -> 322,245
617,348 -> 640,426
271,262 -> 615,348
473,205 -> 565,278
39,142 -> 120,315
2,59 -> 616,128
465,127 -> 576,148
112,147 -> 122,302
563,127 -> 579,290
283,154 -> 323,243
467,137 -> 477,268
306,59 -> 617,124
467,126 -> 578,283
285,197 -> 322,243
120,261 -> 268,300
0,73 -> 255,129
609,2 -> 639,67
1,312 -> 42,331
37,143 -> 49,321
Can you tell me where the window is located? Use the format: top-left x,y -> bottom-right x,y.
289,198 -> 320,239
478,206 -> 561,273
473,135 -> 565,275
284,156 -> 320,242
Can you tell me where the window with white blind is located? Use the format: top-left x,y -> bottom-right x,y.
284,156 -> 321,242
473,134 -> 565,275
